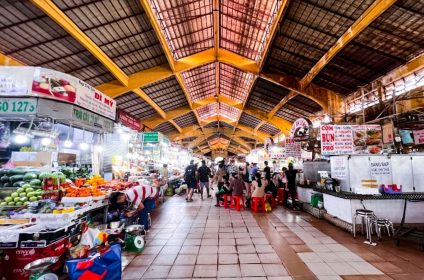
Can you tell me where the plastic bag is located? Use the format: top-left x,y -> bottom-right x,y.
80,227 -> 108,249
264,202 -> 272,212
66,244 -> 121,280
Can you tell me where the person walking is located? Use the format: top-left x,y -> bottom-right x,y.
184,160 -> 197,202
284,163 -> 298,209
198,160 -> 212,199
242,162 -> 252,197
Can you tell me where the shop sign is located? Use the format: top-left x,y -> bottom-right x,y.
118,110 -> 141,131
0,67 -> 116,120
321,124 -> 382,155
142,132 -> 159,142
321,125 -> 353,155
290,118 -> 311,141
330,156 -> 348,179
413,129 -> 424,145
285,137 -> 301,158
369,157 -> 391,176
72,107 -> 114,132
382,123 -> 394,144
0,98 -> 37,115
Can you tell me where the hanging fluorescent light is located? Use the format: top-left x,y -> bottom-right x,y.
14,134 -> 29,144
41,137 -> 52,146
79,142 -> 89,150
94,145 -> 104,152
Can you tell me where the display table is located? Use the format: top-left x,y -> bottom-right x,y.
312,188 -> 424,224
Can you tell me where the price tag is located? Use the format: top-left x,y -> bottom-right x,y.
0,98 -> 37,114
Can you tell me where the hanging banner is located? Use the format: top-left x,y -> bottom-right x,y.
413,129 -> 424,145
118,110 -> 141,131
285,138 -> 301,158
0,67 -> 116,120
321,124 -> 382,155
290,118 -> 311,141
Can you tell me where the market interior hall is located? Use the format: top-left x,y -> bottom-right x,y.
0,0 -> 423,279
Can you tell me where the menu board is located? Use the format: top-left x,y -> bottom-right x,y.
321,125 -> 382,155
321,125 -> 353,155
369,157 -> 391,176
285,138 -> 301,158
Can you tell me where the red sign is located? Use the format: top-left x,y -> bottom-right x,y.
118,110 -> 141,131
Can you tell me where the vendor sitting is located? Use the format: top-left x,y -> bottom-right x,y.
110,183 -> 158,231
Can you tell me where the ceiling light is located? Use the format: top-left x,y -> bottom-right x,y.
14,134 -> 29,145
64,140 -> 73,148
94,145 -> 104,152
41,137 -> 52,146
79,142 -> 89,150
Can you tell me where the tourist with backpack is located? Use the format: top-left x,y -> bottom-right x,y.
184,160 -> 197,202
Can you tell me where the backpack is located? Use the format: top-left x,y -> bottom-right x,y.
185,165 -> 195,181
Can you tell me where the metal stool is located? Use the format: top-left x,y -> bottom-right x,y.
372,218 -> 394,240
353,209 -> 377,245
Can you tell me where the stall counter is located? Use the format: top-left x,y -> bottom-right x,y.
313,188 -> 424,224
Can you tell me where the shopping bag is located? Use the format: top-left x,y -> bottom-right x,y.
66,244 -> 122,280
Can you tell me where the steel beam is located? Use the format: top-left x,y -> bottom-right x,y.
169,120 -> 182,133
31,0 -> 129,86
381,53 -> 424,85
132,88 -> 166,119
0,52 -> 24,66
299,0 -> 397,89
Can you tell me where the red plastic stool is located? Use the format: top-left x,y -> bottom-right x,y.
265,193 -> 275,209
223,194 -> 231,208
230,195 -> 245,211
251,197 -> 265,212
277,188 -> 285,205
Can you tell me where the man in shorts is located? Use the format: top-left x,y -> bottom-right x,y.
184,160 -> 197,202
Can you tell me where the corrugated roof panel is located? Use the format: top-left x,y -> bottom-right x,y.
219,63 -> 254,103
142,76 -> 188,111
219,103 -> 241,121
115,92 -> 159,120
181,63 -> 216,102
238,113 -> 261,128
53,0 -> 167,75
219,121 -> 234,129
220,0 -> 282,61
150,0 -> 214,59
197,103 -> 218,119
173,111 -> 198,128
155,121 -> 177,134
258,123 -> 280,136
204,121 -> 219,128
246,78 -> 290,112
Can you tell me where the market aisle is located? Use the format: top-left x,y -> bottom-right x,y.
122,196 -> 424,280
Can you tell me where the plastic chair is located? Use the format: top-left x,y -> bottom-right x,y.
277,188 -> 285,205
223,194 -> 231,209
230,195 -> 245,211
265,193 -> 275,209
251,197 -> 265,213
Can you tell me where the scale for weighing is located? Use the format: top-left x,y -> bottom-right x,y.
24,256 -> 59,280
124,225 -> 145,252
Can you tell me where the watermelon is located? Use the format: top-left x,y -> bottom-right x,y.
30,179 -> 42,186
39,172 -> 52,180
10,175 -> 24,183
8,169 -> 27,175
13,181 -> 26,188
23,173 -> 38,181
1,176 -> 10,183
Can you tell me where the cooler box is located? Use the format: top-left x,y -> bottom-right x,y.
1,237 -> 69,280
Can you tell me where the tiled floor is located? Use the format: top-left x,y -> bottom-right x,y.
122,196 -> 424,280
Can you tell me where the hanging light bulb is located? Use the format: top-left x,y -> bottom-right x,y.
41,137 -> 52,146
14,134 -> 29,144
64,140 -> 73,148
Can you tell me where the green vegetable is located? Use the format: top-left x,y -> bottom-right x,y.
25,187 -> 34,193
29,196 -> 38,202
7,202 -> 15,206
11,192 -> 18,198
39,172 -> 52,180
23,173 -> 38,181
22,184 -> 31,189
8,169 -> 27,175
4,197 -> 12,202
13,197 -> 21,203
15,202 -> 23,206
0,202 -> 7,206
13,181 -> 26,188
19,192 -> 26,197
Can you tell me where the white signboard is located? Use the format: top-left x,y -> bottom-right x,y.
331,156 -> 348,179
0,67 -> 116,120
285,138 -> 301,158
369,157 -> 391,176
